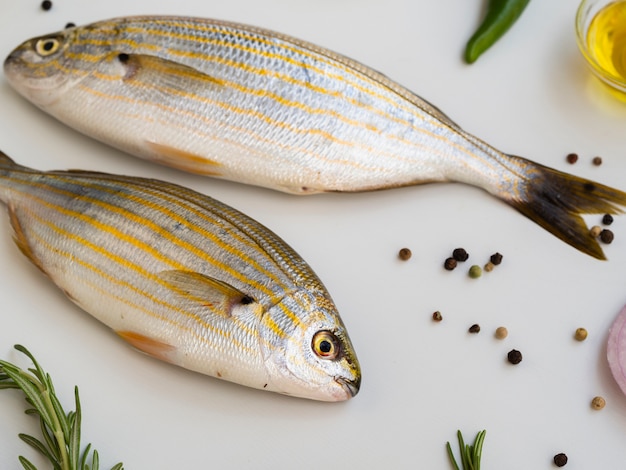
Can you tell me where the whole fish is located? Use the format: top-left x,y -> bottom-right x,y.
0,151 -> 360,401
4,15 -> 626,259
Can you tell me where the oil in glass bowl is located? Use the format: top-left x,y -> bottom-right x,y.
577,0 -> 626,96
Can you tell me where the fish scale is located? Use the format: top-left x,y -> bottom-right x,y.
0,152 -> 360,401
5,15 -> 626,259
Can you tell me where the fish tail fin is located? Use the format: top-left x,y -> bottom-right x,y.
506,156 -> 626,260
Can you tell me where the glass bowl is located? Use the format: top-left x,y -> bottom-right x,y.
576,0 -> 626,96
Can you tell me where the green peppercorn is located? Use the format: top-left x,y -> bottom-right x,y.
574,328 -> 588,341
468,265 -> 482,279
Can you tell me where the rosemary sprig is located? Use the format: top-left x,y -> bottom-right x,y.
0,344 -> 124,470
446,429 -> 486,470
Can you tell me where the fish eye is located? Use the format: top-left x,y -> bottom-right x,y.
35,37 -> 61,56
311,330 -> 341,360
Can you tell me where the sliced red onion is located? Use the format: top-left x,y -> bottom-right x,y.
607,304 -> 626,395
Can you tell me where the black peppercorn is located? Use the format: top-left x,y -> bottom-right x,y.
600,229 -> 614,244
41,0 -> 52,10
507,349 -> 522,365
398,248 -> 412,261
553,453 -> 568,467
444,257 -> 457,271
566,153 -> 578,164
490,252 -> 503,265
432,311 -> 443,322
602,214 -> 614,225
452,248 -> 469,262
469,324 -> 480,334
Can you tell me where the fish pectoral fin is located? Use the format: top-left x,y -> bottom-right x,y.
116,330 -> 177,363
114,52 -> 224,88
158,270 -> 257,318
8,205 -> 47,275
143,141 -> 222,176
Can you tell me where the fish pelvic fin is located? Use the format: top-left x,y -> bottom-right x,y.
116,330 -> 177,364
144,141 -> 223,176
508,157 -> 626,260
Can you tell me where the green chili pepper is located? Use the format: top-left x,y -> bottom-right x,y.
465,0 -> 531,63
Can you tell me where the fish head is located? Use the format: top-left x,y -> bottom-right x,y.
4,27 -> 80,107
261,289 -> 361,401
3,22 -> 123,108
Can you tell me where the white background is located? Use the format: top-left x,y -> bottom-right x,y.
1,0 -> 626,468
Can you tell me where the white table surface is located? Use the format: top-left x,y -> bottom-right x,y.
1,0 -> 626,468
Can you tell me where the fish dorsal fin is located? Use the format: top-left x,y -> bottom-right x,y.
158,270 -> 257,318
115,52 -> 224,89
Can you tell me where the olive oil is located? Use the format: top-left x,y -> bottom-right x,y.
586,0 -> 626,81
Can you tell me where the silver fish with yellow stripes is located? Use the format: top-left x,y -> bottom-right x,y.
4,15 -> 626,260
0,151 -> 360,401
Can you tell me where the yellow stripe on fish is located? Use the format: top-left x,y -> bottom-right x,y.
5,15 -> 626,259
0,152 -> 360,401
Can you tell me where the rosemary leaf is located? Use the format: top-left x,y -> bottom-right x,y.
91,449 -> 100,470
474,430 -> 486,470
446,441 -> 461,470
458,430 -> 471,470
18,433 -> 59,466
18,455 -> 38,470
69,387 -> 82,469
80,444 -> 92,470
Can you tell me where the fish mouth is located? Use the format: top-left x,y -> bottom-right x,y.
336,376 -> 360,398
3,50 -> 22,76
